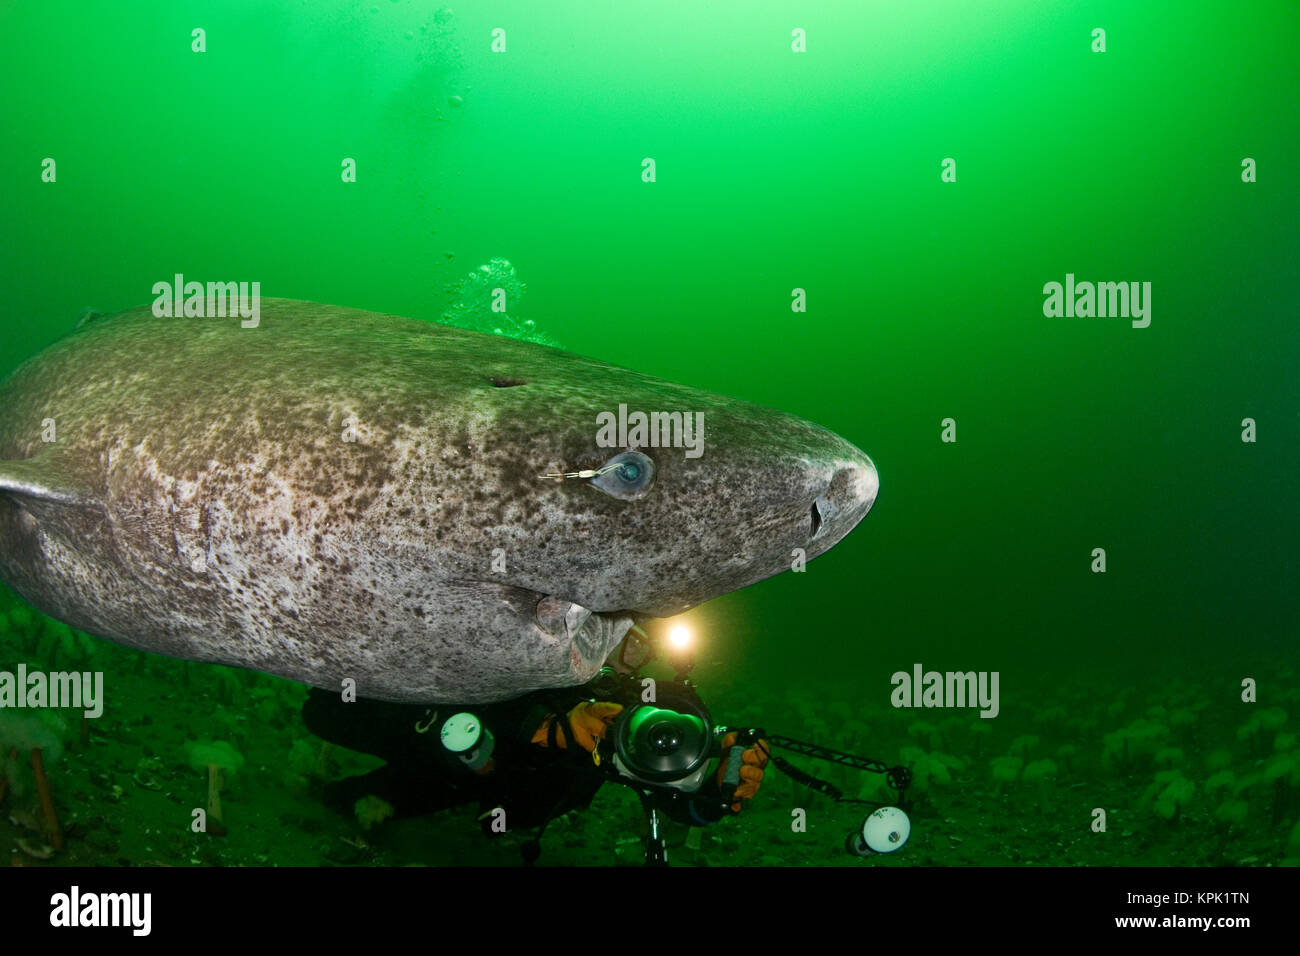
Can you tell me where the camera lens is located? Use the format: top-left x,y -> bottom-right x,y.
614,702 -> 711,782
647,721 -> 681,755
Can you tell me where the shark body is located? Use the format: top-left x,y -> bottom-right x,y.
0,300 -> 877,702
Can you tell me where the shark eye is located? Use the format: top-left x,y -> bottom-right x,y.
591,451 -> 655,500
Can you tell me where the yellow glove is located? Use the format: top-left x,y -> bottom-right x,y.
716,732 -> 770,812
531,701 -> 624,752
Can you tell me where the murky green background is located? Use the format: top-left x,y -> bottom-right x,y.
1,1 -> 1296,866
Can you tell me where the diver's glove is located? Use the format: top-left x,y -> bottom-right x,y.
531,701 -> 624,753
716,732 -> 770,813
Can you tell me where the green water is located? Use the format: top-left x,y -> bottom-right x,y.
0,1 -> 1296,867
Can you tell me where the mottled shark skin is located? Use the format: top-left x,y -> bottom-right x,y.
0,300 -> 878,702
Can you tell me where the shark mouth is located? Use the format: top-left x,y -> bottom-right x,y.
534,595 -> 636,677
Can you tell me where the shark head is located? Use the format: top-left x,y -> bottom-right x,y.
410,336 -> 881,687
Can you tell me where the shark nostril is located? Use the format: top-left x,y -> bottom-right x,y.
826,461 -> 878,514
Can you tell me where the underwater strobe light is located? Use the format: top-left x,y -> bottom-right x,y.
440,712 -> 495,772
663,623 -> 695,677
846,806 -> 911,857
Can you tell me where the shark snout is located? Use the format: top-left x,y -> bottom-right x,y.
809,454 -> 878,544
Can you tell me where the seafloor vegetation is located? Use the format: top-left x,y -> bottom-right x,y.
1,587 -> 1296,867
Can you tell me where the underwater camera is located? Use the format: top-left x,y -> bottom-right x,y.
608,684 -> 715,790
582,628 -> 915,866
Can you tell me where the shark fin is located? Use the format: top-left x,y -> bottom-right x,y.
76,307 -> 107,329
0,453 -> 99,510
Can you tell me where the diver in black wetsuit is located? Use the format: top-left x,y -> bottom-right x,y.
303,681 -> 610,832
301,637 -> 770,839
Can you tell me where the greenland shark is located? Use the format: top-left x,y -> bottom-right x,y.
0,299 -> 878,702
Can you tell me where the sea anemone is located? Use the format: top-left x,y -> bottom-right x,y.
1212,798 -> 1249,862
1214,799 -> 1248,828
990,755 -> 1023,795
827,700 -> 853,723
899,746 -> 956,791
1238,707 -> 1289,755
0,713 -> 64,764
1261,708 -> 1289,732
1167,707 -> 1197,735
1154,747 -> 1185,769
906,721 -> 942,751
1034,705 -> 1069,731
1204,769 -> 1237,801
1009,734 -> 1040,759
211,667 -> 245,705
1205,748 -> 1233,772
1055,744 -> 1079,773
5,605 -> 36,653
185,739 -> 245,835
1103,718 -> 1170,771
1022,759 -> 1059,812
1148,770 -> 1195,822
1262,752 -> 1300,825
856,771 -> 894,804
0,712 -> 67,850
35,619 -> 94,669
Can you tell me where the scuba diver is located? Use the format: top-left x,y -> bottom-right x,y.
301,625 -> 772,861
